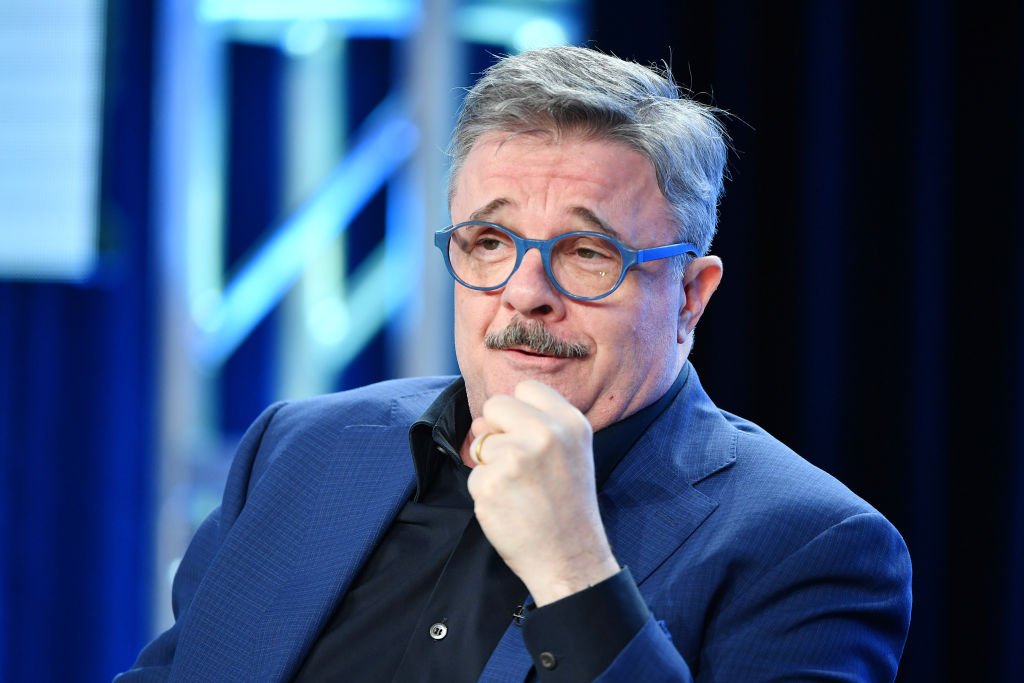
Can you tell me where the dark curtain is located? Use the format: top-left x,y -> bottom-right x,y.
590,1 -> 1023,681
0,2 -> 155,681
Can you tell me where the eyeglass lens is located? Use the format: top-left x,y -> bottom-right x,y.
447,223 -> 624,298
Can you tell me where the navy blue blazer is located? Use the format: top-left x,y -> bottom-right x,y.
119,364 -> 911,682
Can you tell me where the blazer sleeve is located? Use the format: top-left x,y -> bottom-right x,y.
113,402 -> 287,682
597,510 -> 912,682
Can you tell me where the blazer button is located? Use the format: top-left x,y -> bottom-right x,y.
429,622 -> 448,640
538,651 -> 557,670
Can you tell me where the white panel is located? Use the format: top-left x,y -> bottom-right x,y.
0,0 -> 106,280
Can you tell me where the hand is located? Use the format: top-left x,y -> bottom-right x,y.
465,380 -> 620,606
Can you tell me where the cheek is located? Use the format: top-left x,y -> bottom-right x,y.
603,297 -> 679,361
452,290 -> 497,365
452,296 -> 473,360
453,289 -> 491,336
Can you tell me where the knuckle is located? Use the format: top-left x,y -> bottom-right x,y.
503,452 -> 525,478
536,429 -> 559,454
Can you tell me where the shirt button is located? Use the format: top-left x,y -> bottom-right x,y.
538,651 -> 557,670
429,622 -> 448,640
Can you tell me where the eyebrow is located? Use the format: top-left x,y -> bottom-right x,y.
569,207 -> 623,240
469,198 -> 510,222
468,199 -> 624,241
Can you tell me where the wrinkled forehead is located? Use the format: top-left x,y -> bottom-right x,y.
448,126 -> 649,202
449,129 -> 674,244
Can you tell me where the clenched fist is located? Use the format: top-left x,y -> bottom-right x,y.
463,380 -> 620,606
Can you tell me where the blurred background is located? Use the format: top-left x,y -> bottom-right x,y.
1,0 -> 1021,681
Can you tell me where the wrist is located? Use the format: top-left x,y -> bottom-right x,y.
527,554 -> 620,606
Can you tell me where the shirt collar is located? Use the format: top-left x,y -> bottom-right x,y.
409,378 -> 470,501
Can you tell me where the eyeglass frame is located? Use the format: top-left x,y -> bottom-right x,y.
433,220 -> 700,302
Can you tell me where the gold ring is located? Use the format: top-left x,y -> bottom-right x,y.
475,432 -> 493,465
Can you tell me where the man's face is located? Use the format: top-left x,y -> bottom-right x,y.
449,131 -> 709,431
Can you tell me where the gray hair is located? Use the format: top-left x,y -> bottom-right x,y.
448,46 -> 729,257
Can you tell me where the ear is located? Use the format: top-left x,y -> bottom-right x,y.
677,255 -> 723,343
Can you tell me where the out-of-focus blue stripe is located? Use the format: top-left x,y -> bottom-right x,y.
194,98 -> 419,368
199,0 -> 422,37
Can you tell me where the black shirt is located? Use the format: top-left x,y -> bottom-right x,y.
294,368 -> 687,682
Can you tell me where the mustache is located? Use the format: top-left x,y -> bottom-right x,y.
484,318 -> 590,359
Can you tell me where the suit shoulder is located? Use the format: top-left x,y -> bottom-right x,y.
271,376 -> 457,431
680,409 -> 911,613
235,376 -> 456,488
708,410 -> 893,540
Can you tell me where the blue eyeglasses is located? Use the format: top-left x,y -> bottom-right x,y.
434,221 -> 699,301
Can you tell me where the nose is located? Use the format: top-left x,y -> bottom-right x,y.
500,247 -> 565,319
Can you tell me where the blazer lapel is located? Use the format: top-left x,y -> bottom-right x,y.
600,366 -> 736,585
252,424 -> 416,679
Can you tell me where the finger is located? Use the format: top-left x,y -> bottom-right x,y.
471,416 -> 493,440
469,416 -> 501,466
513,381 -> 591,443
481,393 -> 550,436
468,431 -> 488,466
513,380 -> 583,421
469,430 -> 511,467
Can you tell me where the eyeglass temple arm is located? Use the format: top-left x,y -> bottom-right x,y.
635,243 -> 700,264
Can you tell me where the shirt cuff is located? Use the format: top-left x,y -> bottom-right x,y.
521,567 -> 649,681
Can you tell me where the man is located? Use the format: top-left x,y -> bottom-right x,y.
119,46 -> 912,681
